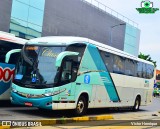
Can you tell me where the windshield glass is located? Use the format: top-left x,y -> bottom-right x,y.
14,45 -> 65,88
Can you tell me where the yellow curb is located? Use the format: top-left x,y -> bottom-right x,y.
72,116 -> 89,121
35,119 -> 56,126
0,126 -> 10,129
3,115 -> 113,127
34,114 -> 113,126
95,115 -> 113,120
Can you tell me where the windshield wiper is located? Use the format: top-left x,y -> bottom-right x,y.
22,47 -> 33,66
31,59 -> 46,84
21,46 -> 43,84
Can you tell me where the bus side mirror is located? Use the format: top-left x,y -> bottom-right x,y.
56,51 -> 79,67
5,49 -> 21,63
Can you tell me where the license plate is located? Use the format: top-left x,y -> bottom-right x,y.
25,102 -> 33,106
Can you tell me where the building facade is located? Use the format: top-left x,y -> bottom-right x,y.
0,0 -> 140,56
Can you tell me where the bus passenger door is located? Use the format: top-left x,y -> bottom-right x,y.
55,52 -> 79,109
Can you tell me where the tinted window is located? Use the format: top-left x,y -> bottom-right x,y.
125,59 -> 136,76
146,64 -> 154,79
142,63 -> 147,78
99,50 -> 154,79
66,44 -> 86,63
8,53 -> 21,64
100,51 -> 113,72
58,56 -> 79,85
136,62 -> 143,77
0,40 -> 22,63
113,55 -> 125,74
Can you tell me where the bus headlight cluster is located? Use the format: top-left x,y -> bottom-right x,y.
44,92 -> 53,97
44,88 -> 66,97
44,91 -> 59,97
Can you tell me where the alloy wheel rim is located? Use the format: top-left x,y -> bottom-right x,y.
135,100 -> 139,109
77,100 -> 84,113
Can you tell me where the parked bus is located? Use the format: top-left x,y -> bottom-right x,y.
8,36 -> 155,116
0,31 -> 26,100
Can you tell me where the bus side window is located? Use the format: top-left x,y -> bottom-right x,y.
0,45 -> 8,63
61,61 -> 72,82
100,51 -> 113,72
113,55 -> 125,74
59,56 -> 79,85
125,59 -> 135,76
0,41 -> 22,64
0,54 -> 5,63
137,62 -> 143,78
146,64 -> 154,79
142,63 -> 147,78
8,53 -> 21,64
70,62 -> 78,82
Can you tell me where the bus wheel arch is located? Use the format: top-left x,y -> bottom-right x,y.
133,95 -> 141,111
74,93 -> 89,116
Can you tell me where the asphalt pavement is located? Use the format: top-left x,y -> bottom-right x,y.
0,97 -> 160,120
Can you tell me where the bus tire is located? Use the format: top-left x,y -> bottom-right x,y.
132,96 -> 140,111
74,96 -> 87,116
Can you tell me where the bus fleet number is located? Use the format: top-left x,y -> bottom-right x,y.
0,67 -> 15,82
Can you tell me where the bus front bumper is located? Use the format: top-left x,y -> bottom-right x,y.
11,92 -> 52,110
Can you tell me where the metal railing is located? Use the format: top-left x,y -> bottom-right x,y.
81,0 -> 138,28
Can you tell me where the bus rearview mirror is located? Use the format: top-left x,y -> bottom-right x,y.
5,49 -> 21,63
56,51 -> 79,67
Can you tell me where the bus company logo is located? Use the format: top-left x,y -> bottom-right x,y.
144,80 -> 149,87
2,121 -> 11,126
136,0 -> 159,14
0,67 -> 15,82
84,75 -> 90,84
42,47 -> 60,58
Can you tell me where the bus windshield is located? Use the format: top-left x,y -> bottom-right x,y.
14,45 -> 65,88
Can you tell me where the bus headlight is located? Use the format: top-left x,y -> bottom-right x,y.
44,93 -> 53,97
44,92 -> 57,96
44,88 -> 66,97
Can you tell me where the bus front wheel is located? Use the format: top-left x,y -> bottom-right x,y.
74,96 -> 87,116
132,96 -> 140,111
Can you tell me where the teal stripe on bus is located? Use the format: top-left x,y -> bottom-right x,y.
87,44 -> 120,102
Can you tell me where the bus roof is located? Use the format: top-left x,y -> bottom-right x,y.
0,31 -> 27,44
27,36 -> 88,45
27,36 -> 154,66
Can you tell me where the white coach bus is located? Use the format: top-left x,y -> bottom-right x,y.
8,36 -> 155,116
0,31 -> 26,100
